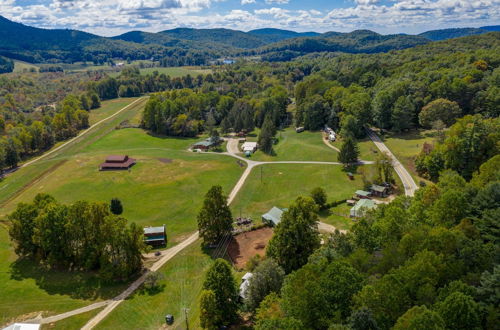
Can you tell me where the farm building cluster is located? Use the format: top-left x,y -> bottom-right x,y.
192,137 -> 220,151
348,184 -> 392,218
324,126 -> 336,141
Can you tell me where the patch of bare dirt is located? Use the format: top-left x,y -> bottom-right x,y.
228,227 -> 274,270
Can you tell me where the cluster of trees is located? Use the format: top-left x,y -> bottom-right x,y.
197,147 -> 498,329
416,115 -> 499,181
8,194 -> 146,281
0,56 -> 14,73
0,92 -> 99,171
292,33 -> 499,137
142,83 -> 288,140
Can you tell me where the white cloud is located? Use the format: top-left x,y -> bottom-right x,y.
265,0 -> 290,4
0,0 -> 499,36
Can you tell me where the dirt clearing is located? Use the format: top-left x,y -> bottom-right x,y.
228,227 -> 274,270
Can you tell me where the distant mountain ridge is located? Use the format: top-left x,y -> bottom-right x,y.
0,15 -> 499,66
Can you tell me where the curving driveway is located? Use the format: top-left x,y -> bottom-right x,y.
366,129 -> 418,197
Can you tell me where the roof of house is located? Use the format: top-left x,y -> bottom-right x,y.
193,140 -> 214,147
106,155 -> 128,162
355,190 -> 371,197
3,324 -> 40,330
239,272 -> 253,299
351,199 -> 377,212
144,225 -> 165,235
242,142 -> 257,148
371,184 -> 387,193
262,207 -> 285,225
100,156 -> 136,169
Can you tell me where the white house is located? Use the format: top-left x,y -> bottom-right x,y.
239,272 -> 253,299
329,132 -> 336,141
241,142 -> 258,153
3,323 -> 40,330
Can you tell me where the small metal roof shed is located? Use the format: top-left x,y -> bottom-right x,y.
262,207 -> 285,226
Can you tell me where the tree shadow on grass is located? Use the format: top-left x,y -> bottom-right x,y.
9,257 -> 129,301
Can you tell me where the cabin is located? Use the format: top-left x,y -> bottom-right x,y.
350,199 -> 377,218
192,138 -> 217,151
99,155 -> 136,171
262,207 -> 285,226
143,225 -> 167,246
239,272 -> 253,299
354,190 -> 371,199
241,141 -> 258,153
370,184 -> 390,197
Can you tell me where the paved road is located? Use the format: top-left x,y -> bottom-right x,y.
366,129 -> 418,197
3,97 -> 146,176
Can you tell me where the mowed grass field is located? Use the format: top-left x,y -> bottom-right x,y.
382,130 -> 436,183
330,137 -> 379,162
0,97 -> 244,326
230,163 -> 369,230
247,128 -> 338,162
96,240 -> 212,330
1,128 -> 245,245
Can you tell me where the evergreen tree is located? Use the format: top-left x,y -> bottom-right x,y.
200,289 -> 220,330
110,198 -> 123,215
350,307 -> 379,330
258,115 -> 276,154
338,137 -> 359,165
197,186 -> 233,246
266,197 -> 320,273
202,259 -> 238,326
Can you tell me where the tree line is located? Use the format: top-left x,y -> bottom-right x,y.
8,194 -> 146,281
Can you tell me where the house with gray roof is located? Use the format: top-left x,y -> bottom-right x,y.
262,207 -> 285,226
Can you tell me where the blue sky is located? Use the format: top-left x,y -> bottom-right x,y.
1,0 -> 498,36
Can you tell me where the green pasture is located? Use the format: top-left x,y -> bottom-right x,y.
88,97 -> 140,125
96,240 -> 212,330
247,128 -> 338,162
230,163 -> 369,231
330,138 -> 379,162
42,307 -> 104,330
1,128 -> 244,245
382,130 -> 437,183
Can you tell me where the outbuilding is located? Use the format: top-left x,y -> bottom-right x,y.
239,272 -> 253,299
241,141 -> 258,153
262,207 -> 285,226
144,225 -> 167,246
350,199 -> 377,218
370,184 -> 390,197
3,324 -> 40,330
354,190 -> 371,199
99,155 -> 136,171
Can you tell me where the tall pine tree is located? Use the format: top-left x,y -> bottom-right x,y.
258,115 -> 276,154
338,136 -> 359,165
197,186 -> 233,245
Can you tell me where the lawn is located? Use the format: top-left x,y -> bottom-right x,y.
0,98 -> 244,325
0,97 -> 147,210
0,225 -> 128,327
230,163 -> 369,231
13,60 -> 39,73
247,128 -> 338,162
382,130 -> 437,184
1,129 -> 245,245
42,307 -> 104,330
88,97 -> 140,125
96,240 -> 212,330
330,137 -> 379,162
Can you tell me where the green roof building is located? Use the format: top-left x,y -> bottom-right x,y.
262,207 -> 285,226
350,199 -> 377,218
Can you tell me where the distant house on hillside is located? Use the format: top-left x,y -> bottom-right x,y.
350,199 -> 377,218
262,207 -> 286,226
143,225 -> 167,246
99,155 -> 136,171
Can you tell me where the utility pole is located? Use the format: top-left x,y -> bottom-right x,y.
183,308 -> 190,330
